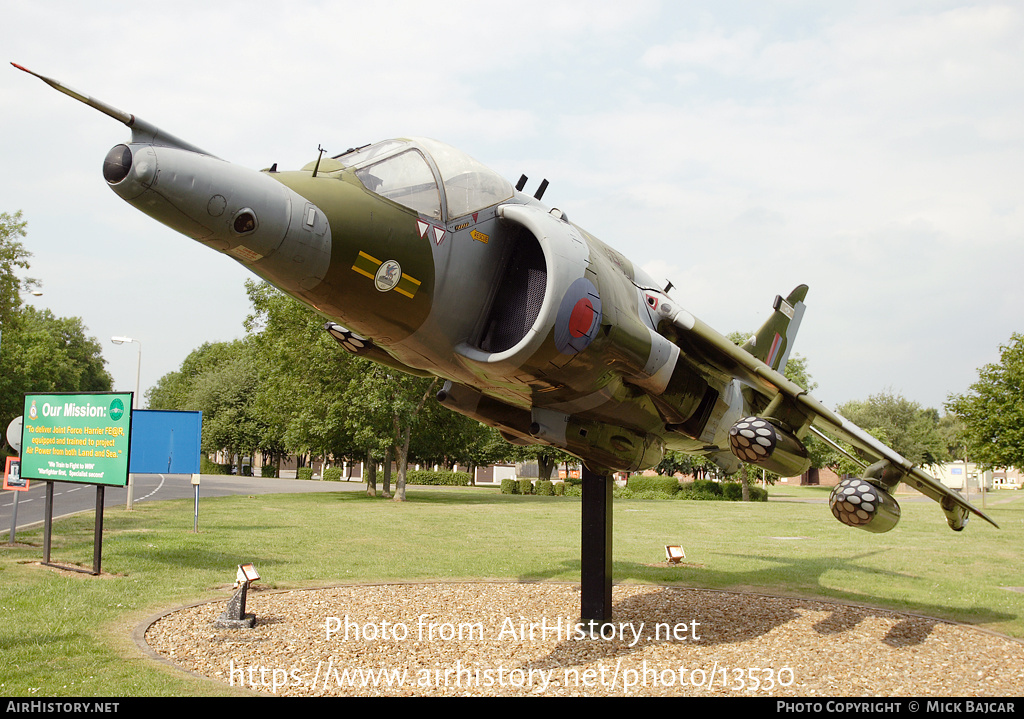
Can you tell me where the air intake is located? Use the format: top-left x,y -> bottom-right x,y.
479,230 -> 547,353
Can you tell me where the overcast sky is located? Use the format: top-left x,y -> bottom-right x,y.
2,1 -> 1021,413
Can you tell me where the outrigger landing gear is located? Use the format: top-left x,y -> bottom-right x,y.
580,464 -> 613,631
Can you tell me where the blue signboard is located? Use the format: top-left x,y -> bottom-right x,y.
128,410 -> 202,474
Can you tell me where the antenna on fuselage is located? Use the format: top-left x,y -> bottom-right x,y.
312,145 -> 326,178
534,179 -> 549,201
516,174 -> 528,191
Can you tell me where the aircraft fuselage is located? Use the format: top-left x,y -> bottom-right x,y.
102,136 -> 735,472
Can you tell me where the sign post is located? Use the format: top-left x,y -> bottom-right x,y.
4,456 -> 26,545
128,409 -> 203,530
20,392 -> 133,574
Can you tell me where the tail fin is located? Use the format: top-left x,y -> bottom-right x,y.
741,284 -> 808,373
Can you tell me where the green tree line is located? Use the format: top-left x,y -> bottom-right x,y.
147,278 -> 1024,497
146,280 -> 570,499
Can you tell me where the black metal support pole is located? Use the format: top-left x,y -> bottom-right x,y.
580,465 -> 613,628
43,481 -> 54,564
92,485 -> 104,575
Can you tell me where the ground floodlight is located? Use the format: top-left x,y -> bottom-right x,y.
214,563 -> 260,629
237,563 -> 260,584
665,545 -> 685,564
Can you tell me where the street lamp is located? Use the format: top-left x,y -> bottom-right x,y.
111,336 -> 141,510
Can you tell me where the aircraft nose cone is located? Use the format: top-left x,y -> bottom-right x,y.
103,144 -> 132,184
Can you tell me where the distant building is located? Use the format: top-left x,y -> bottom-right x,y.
991,467 -> 1023,489
778,466 -> 842,487
930,462 -> 993,492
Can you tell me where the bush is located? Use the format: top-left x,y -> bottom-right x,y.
670,479 -> 769,502
500,478 -> 517,494
554,481 -> 565,496
201,456 -> 231,475
516,478 -> 534,495
627,475 -> 681,496
536,480 -> 554,496
617,486 -> 672,500
297,467 -> 314,481
260,465 -> 278,478
692,479 -> 723,496
406,470 -> 472,486
322,467 -> 343,482
676,482 -> 725,501
722,482 -> 743,500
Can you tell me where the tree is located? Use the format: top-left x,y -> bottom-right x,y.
244,280 -> 361,471
654,450 -> 714,479
937,413 -> 966,463
410,398 -> 512,476
189,341 -> 266,472
0,211 -> 36,327
836,390 -> 946,468
242,280 -> 446,498
148,339 -> 268,472
0,213 -> 111,435
0,306 -> 114,434
946,333 -> 1024,469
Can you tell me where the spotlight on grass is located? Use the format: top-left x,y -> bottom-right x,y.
665,545 -> 685,564
214,563 -> 260,629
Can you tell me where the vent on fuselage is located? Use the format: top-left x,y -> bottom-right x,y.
478,229 -> 547,353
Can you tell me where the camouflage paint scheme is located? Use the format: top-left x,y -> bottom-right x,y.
17,64 -> 996,535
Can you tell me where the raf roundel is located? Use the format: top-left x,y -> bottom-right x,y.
554,277 -> 602,355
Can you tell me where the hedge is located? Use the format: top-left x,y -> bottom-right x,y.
501,479 -> 567,495
201,456 -> 231,475
406,470 -> 473,486
626,475 -> 681,496
673,479 -> 768,502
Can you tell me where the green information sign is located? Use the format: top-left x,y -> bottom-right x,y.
20,392 -> 133,487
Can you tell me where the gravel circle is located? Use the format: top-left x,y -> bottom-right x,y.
141,582 -> 1024,697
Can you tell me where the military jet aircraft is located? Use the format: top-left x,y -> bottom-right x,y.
16,64 -> 995,619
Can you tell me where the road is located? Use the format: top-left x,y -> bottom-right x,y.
1,473 -> 369,540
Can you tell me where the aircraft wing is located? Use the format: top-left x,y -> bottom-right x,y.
654,291 -> 998,532
803,408 -> 997,530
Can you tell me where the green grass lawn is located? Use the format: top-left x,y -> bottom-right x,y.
1,484 -> 1022,696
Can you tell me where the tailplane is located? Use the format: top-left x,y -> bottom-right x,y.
741,284 -> 808,373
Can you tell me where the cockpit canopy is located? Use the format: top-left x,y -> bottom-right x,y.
334,138 -> 513,222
